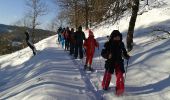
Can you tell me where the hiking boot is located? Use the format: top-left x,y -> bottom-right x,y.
89,67 -> 94,72
115,87 -> 124,96
103,87 -> 108,91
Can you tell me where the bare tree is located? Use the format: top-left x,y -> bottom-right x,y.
83,0 -> 90,29
126,0 -> 140,51
46,18 -> 59,32
13,15 -> 32,28
25,0 -> 48,42
58,0 -> 80,28
55,0 -> 131,28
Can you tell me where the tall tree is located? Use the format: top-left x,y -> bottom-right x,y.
84,0 -> 89,29
126,0 -> 140,51
25,0 -> 48,42
55,0 -> 131,28
55,0 -> 78,28
73,0 -> 78,28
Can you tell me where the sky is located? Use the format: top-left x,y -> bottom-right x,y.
0,0 -> 58,29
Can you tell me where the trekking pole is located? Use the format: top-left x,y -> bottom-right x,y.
98,47 -> 102,69
99,54 -> 102,70
124,59 -> 129,82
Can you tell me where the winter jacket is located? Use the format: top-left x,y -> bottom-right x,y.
64,30 -> 71,40
74,30 -> 86,45
103,41 -> 129,74
70,31 -> 76,44
84,35 -> 99,55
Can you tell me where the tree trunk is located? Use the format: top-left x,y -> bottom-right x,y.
126,0 -> 139,52
32,26 -> 35,43
85,0 -> 89,29
74,0 -> 78,29
32,16 -> 36,43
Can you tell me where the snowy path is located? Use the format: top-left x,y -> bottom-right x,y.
0,36 -> 98,100
1,35 -> 170,100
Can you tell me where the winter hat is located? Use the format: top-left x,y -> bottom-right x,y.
89,29 -> 94,36
78,26 -> 82,31
71,28 -> 74,32
59,27 -> 62,30
110,30 -> 122,40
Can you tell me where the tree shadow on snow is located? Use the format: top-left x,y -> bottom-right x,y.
128,39 -> 170,68
0,47 -> 84,99
126,75 -> 170,95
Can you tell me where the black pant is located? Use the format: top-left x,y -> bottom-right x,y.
74,43 -> 83,59
105,60 -> 125,74
65,39 -> 70,50
70,43 -> 75,55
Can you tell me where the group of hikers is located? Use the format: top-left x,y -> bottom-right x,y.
24,26 -> 130,96
57,26 -> 99,71
56,26 -> 130,96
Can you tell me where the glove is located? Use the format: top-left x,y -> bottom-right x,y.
122,53 -> 130,60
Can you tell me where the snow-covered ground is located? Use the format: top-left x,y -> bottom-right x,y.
0,36 -> 96,100
1,0 -> 170,100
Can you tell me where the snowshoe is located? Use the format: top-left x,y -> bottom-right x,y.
89,67 -> 95,72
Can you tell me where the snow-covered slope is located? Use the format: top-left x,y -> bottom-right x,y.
93,0 -> 170,40
0,36 -> 95,100
91,0 -> 170,99
0,0 -> 170,100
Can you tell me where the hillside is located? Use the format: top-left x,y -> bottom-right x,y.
0,24 -> 55,55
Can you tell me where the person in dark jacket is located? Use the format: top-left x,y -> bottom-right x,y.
57,27 -> 62,44
74,26 -> 86,59
24,31 -> 37,56
69,28 -> 76,55
101,30 -> 130,96
64,27 -> 71,51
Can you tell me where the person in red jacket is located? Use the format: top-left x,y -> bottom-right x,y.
83,30 -> 99,71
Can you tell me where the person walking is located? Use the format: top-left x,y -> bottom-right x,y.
74,26 -> 86,59
64,27 -> 71,51
101,30 -> 130,96
83,30 -> 99,71
57,27 -> 62,44
69,28 -> 76,55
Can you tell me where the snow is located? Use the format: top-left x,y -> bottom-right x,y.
12,42 -> 22,47
1,0 -> 170,100
0,36 -> 93,100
